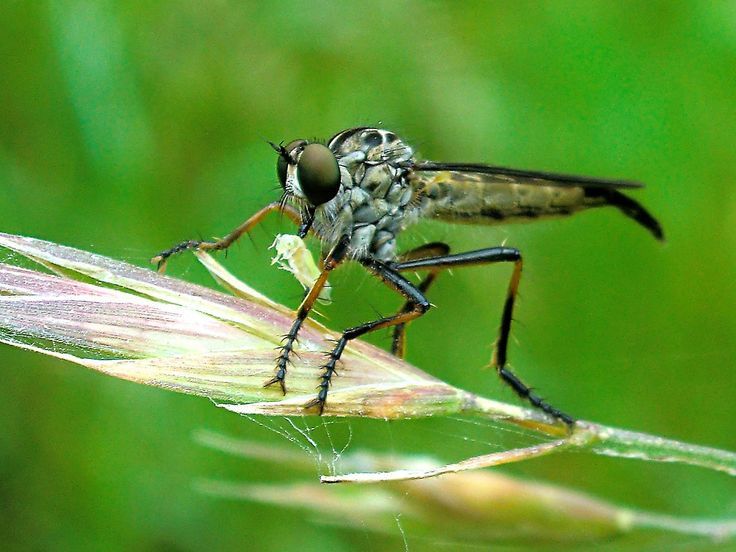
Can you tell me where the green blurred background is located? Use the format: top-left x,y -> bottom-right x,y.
1,1 -> 734,550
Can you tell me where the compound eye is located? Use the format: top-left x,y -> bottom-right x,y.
297,143 -> 340,205
276,139 -> 307,189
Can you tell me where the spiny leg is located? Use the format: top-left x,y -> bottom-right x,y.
305,257 -> 430,414
392,247 -> 574,426
265,236 -> 350,394
391,242 -> 450,358
151,201 -> 303,272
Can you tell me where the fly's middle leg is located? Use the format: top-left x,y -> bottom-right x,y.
392,246 -> 574,427
391,242 -> 450,358
305,257 -> 430,414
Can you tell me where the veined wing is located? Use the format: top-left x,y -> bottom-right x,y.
407,162 -> 663,240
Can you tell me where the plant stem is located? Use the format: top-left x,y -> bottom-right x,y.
466,392 -> 736,476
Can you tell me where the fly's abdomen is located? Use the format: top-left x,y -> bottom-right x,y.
412,171 -> 595,224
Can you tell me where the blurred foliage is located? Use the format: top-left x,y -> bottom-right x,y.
0,1 -> 734,550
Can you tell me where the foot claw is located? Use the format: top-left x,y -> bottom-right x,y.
263,374 -> 287,395
263,366 -> 286,395
555,410 -> 576,427
303,396 -> 325,415
151,254 -> 169,273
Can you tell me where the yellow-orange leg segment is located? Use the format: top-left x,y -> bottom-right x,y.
151,201 -> 303,272
304,255 -> 431,414
391,246 -> 573,426
264,236 -> 350,395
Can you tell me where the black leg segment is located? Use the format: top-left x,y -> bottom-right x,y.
391,246 -> 574,426
265,236 -> 350,394
304,257 -> 430,414
391,242 -> 450,357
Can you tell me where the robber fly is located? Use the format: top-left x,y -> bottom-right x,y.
153,127 -> 663,426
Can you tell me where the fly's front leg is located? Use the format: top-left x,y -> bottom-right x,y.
391,242 -> 450,358
305,257 -> 430,414
151,201 -> 302,272
265,236 -> 350,394
393,247 -> 574,426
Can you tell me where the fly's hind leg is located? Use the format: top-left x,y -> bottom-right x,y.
391,246 -> 574,426
305,257 -> 430,414
151,201 -> 303,272
391,242 -> 450,358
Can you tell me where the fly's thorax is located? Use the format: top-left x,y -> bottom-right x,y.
314,165 -> 416,261
328,127 -> 414,167
314,128 -> 418,261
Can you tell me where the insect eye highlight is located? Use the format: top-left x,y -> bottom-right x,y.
297,143 -> 341,206
361,130 -> 383,148
276,139 -> 307,189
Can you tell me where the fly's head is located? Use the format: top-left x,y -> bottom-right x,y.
274,139 -> 343,209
